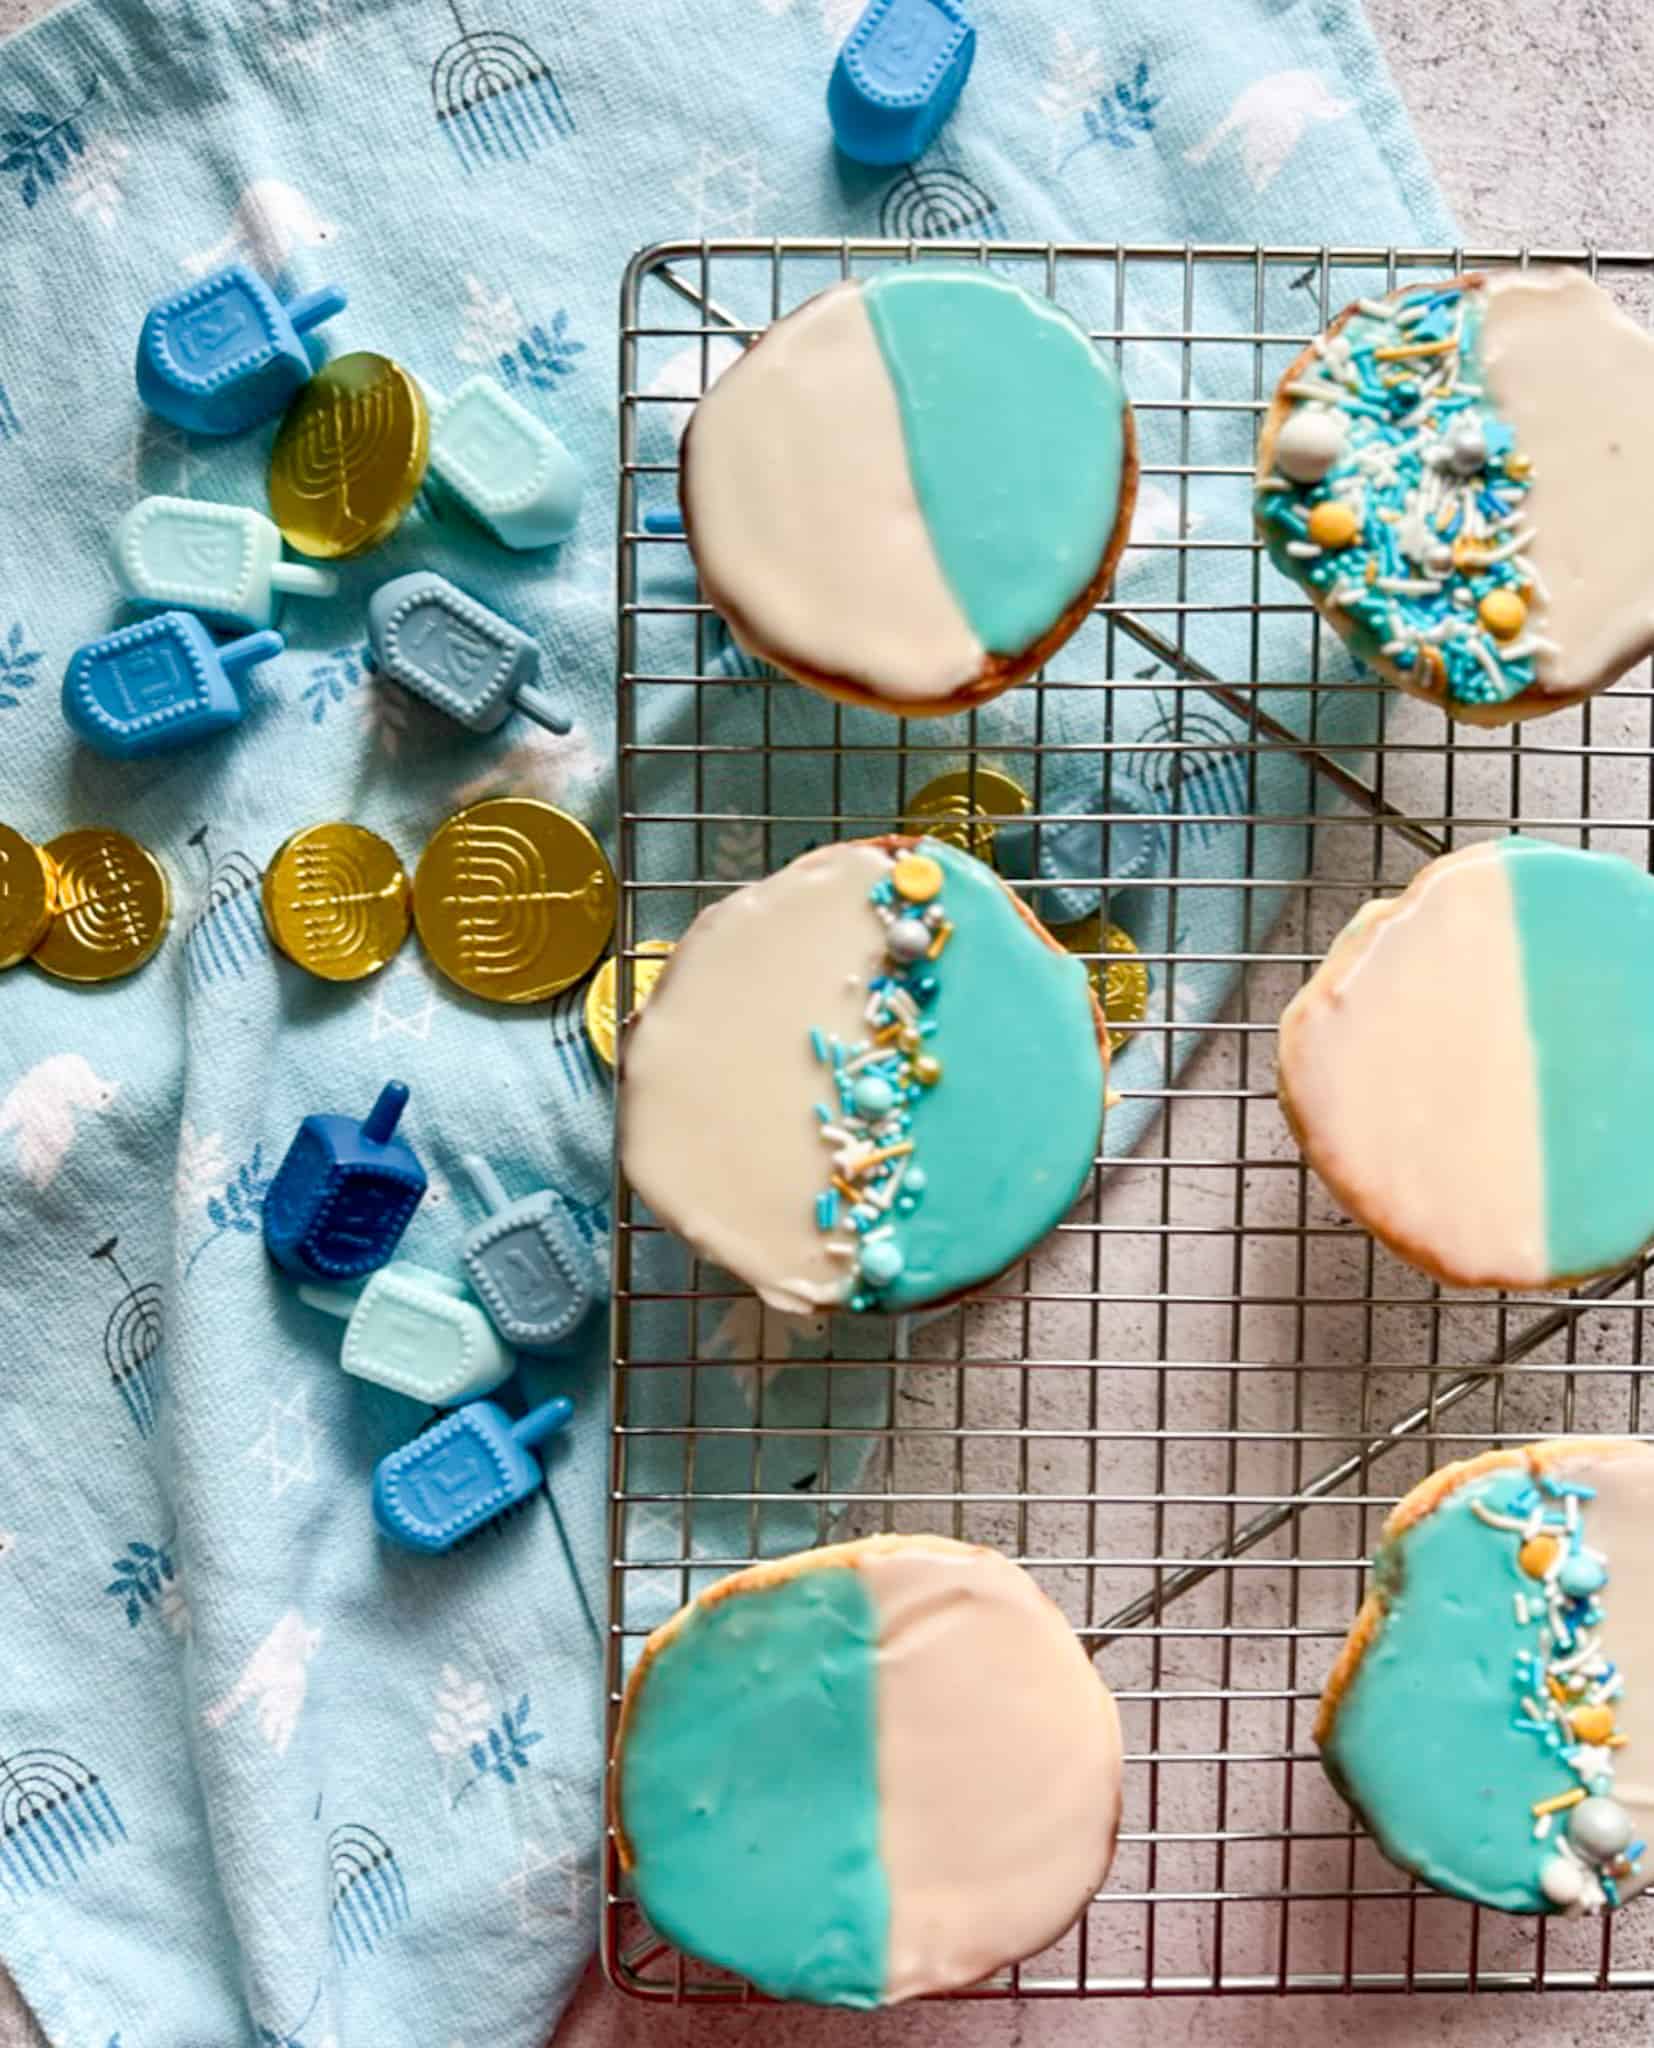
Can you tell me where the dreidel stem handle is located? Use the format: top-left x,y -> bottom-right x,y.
298,1282 -> 362,1322
287,283 -> 349,335
363,1080 -> 410,1145
515,683 -> 573,737
514,1396 -> 575,1451
219,629 -> 285,686
461,1154 -> 510,1217
269,560 -> 340,601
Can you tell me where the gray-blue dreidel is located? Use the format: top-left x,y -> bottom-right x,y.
424,373 -> 583,550
367,571 -> 569,735
458,1155 -> 600,1355
299,1259 -> 514,1407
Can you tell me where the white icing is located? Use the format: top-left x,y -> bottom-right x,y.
682,282 -> 984,703
864,1543 -> 1122,2001
1277,842 -> 1547,1287
619,842 -> 891,1313
1479,269 -> 1654,699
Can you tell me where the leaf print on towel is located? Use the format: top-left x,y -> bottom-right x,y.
429,1 -> 575,172
0,1747 -> 127,1898
61,134 -> 130,229
90,1235 -> 163,1439
104,1539 -> 189,1637
202,1609 -> 322,1756
427,1664 -> 492,1804
456,273 -> 525,364
1057,57 -> 1162,173
0,77 -> 96,212
184,1144 -> 273,1274
184,825 -> 269,991
1183,69 -> 1353,194
497,308 -> 586,393
301,643 -> 369,723
174,1121 -> 230,1226
0,621 -> 42,708
450,1694 -> 544,1807
328,1825 -> 411,1962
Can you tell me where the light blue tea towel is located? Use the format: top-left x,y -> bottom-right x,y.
0,0 -> 1452,2043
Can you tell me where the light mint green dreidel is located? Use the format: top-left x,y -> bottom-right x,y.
424,374 -> 583,550
115,496 -> 339,632
299,1258 -> 514,1408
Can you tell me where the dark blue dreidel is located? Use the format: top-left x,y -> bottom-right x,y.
62,612 -> 283,760
367,571 -> 570,735
263,1080 -> 427,1281
372,1395 -> 575,1554
459,1155 -> 600,1355
136,262 -> 348,437
827,0 -> 975,166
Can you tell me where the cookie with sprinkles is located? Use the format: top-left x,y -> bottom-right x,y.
618,836 -> 1107,1316
1277,837 -> 1654,1291
1257,267 -> 1654,724
681,269 -> 1137,718
1318,1438 -> 1654,1916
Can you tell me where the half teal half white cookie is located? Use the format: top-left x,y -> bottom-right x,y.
619,836 -> 1108,1315
1257,267 -> 1654,724
681,269 -> 1136,716
613,1535 -> 1123,2005
1320,1439 -> 1654,1916
1278,837 -> 1654,1290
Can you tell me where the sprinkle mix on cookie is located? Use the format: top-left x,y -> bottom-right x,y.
808,850 -> 948,1311
1258,284 -> 1550,709
1471,1471 -> 1642,1911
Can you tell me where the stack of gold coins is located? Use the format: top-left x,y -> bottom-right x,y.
1,823 -> 172,983
901,767 -> 1031,863
585,939 -> 674,1067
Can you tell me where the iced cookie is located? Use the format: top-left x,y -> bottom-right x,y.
612,1534 -> 1123,2005
619,836 -> 1107,1315
681,269 -> 1136,716
1277,837 -> 1654,1290
1319,1438 -> 1654,1916
1256,267 -> 1654,724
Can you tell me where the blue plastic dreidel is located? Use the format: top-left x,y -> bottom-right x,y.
115,496 -> 339,631
263,1080 -> 427,1281
136,262 -> 348,437
994,770 -> 1162,927
459,1155 -> 599,1355
366,571 -> 569,735
827,0 -> 975,165
425,374 -> 583,550
372,1395 -> 575,1554
299,1260 -> 513,1406
62,612 -> 284,760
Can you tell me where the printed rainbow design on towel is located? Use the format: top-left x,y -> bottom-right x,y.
683,270 -> 1129,702
1279,837 -> 1654,1288
1256,281 -> 1541,708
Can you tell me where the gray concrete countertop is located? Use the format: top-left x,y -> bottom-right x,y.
2,0 -> 1652,2042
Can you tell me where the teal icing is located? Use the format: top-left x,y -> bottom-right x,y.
618,1565 -> 889,2007
862,269 -> 1126,655
1324,1467 -> 1578,1912
1501,838 -> 1654,1280
879,838 -> 1104,1309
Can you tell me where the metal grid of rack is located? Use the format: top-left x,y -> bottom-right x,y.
606,240 -> 1654,1999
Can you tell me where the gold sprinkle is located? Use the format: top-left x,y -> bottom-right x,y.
831,1174 -> 861,1205
874,1022 -> 904,1046
1374,337 -> 1455,361
1531,1787 -> 1588,1818
926,921 -> 953,961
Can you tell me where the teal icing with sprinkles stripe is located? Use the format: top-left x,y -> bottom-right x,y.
862,270 -> 1127,655
1257,284 -> 1541,708
619,1565 -> 888,2006
1500,838 -> 1654,1280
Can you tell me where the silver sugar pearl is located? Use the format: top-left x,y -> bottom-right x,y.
922,902 -> 947,929
1448,421 -> 1488,475
1540,1855 -> 1589,1909
886,917 -> 931,963
1569,1795 -> 1635,1863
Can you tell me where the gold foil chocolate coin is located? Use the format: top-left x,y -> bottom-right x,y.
585,939 -> 673,1067
414,798 -> 616,1004
902,768 -> 1031,863
261,822 -> 411,982
33,828 -> 170,983
268,352 -> 430,559
0,824 -> 57,969
1060,913 -> 1150,1055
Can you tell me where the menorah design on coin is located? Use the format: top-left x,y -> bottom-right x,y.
32,829 -> 170,983
268,354 -> 429,559
261,823 -> 411,983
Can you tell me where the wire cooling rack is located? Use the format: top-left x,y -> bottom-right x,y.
605,240 -> 1654,1999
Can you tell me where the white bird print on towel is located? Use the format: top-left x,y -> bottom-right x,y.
1184,70 -> 1354,194
202,1609 -> 322,1756
0,1053 -> 119,1190
182,179 -> 340,279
